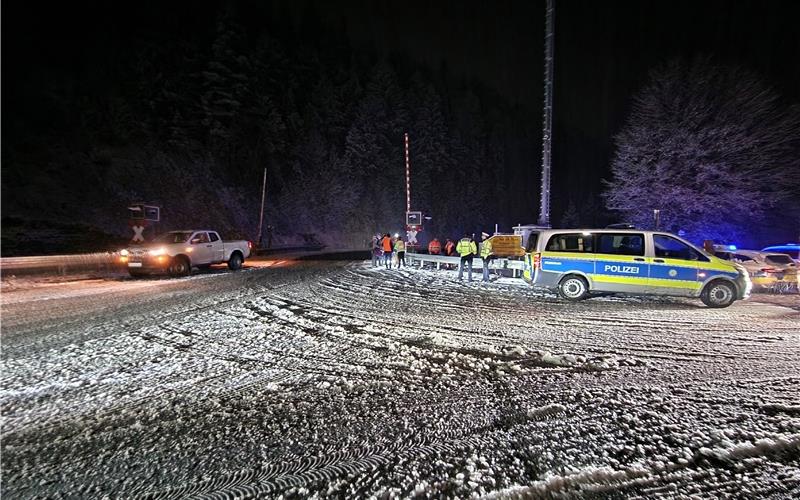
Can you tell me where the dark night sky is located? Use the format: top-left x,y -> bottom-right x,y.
8,0 -> 800,176
3,0 -> 800,245
305,0 -> 800,211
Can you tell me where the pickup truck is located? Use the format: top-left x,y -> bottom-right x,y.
120,230 -> 252,277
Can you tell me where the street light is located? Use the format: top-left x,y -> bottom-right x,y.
653,209 -> 661,231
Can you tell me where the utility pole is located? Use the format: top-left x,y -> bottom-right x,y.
257,167 -> 267,246
538,0 -> 555,227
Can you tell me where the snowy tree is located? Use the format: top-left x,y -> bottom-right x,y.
604,58 -> 800,243
407,74 -> 451,226
199,6 -> 255,163
343,61 -> 409,234
559,199 -> 580,228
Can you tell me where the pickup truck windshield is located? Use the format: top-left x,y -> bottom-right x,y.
153,231 -> 193,244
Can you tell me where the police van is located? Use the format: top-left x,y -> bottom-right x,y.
521,229 -> 751,308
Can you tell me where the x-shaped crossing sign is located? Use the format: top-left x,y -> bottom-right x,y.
131,225 -> 145,242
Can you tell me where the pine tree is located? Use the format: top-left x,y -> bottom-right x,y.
343,61 -> 408,234
559,199 -> 580,228
407,73 -> 451,226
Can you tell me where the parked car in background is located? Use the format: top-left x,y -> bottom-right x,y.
120,230 -> 252,277
761,243 -> 800,264
714,245 -> 798,292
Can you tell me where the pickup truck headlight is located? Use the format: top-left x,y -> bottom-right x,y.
120,249 -> 129,256
149,247 -> 167,257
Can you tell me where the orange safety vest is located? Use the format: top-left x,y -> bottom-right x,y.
444,241 -> 455,255
428,239 -> 441,254
382,237 -> 393,252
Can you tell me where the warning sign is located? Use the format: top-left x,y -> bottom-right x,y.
488,235 -> 525,257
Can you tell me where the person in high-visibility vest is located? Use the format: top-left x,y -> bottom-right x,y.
381,233 -> 393,269
480,232 -> 494,282
394,236 -> 406,267
428,238 -> 441,255
456,232 -> 478,281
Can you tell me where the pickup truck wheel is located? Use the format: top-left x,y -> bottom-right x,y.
558,275 -> 589,301
169,256 -> 191,277
228,252 -> 243,271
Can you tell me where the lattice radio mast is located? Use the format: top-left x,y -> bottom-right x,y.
538,0 -> 555,227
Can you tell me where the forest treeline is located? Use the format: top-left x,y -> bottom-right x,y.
2,4 -> 541,254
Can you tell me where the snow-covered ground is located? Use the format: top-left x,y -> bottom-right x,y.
1,260 -> 799,498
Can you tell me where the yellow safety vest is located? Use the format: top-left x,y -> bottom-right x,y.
480,239 -> 493,258
394,240 -> 406,252
456,238 -> 477,256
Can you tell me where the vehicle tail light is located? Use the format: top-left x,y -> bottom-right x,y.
248,241 -> 253,249
533,252 -> 542,270
761,267 -> 776,274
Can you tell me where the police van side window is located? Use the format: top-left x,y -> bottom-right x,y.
653,235 -> 704,261
597,233 -> 644,256
546,233 -> 593,253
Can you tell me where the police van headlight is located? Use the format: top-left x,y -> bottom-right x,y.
733,263 -> 753,294
149,247 -> 167,257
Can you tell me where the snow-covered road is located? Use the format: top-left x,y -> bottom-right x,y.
2,260 -> 799,498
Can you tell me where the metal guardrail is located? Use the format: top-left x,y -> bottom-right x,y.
0,252 -> 122,275
406,252 -> 526,276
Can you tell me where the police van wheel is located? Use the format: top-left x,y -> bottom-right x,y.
559,275 -> 589,301
701,280 -> 736,308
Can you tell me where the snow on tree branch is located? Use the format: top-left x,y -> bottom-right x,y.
604,57 -> 800,243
